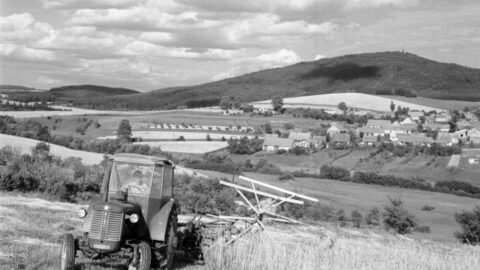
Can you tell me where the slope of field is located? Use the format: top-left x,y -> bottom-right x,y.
252,93 -> 443,112
0,134 -> 104,165
0,105 -> 161,118
71,51 -> 480,110
1,192 -> 479,269
0,134 -> 206,177
133,141 -> 228,154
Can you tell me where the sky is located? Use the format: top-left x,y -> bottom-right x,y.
1,0 -> 480,91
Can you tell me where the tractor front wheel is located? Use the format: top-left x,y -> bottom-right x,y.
130,241 -> 152,270
60,233 -> 76,270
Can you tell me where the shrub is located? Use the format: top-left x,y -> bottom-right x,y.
383,197 -> 417,234
365,207 -> 381,227
421,205 -> 435,211
454,206 -> 480,245
289,146 -> 308,155
319,165 -> 351,181
278,172 -> 295,181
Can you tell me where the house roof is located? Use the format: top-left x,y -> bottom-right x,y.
366,120 -> 391,128
356,127 -> 384,134
462,148 -> 480,158
331,133 -> 350,143
288,131 -> 312,141
423,123 -> 450,130
396,133 -> 434,144
436,132 -> 457,143
469,128 -> 480,136
327,123 -> 346,132
263,137 -> 294,148
310,135 -> 326,143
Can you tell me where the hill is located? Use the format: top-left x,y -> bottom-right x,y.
71,51 -> 480,110
49,84 -> 139,100
0,85 -> 37,91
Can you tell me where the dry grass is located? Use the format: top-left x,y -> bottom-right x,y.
253,93 -> 444,113
1,192 -> 479,270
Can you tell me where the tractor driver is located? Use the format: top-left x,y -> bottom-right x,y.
122,169 -> 149,193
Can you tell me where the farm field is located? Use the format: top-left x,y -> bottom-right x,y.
240,172 -> 480,243
0,105 -> 160,118
133,141 -> 228,154
252,93 -> 445,113
1,192 -> 480,270
380,95 -> 480,111
125,131 -> 256,141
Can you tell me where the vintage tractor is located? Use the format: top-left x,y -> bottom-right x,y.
61,153 -> 187,270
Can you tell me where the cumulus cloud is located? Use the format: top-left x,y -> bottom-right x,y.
40,0 -> 139,10
0,13 -> 54,41
345,0 -> 419,9
314,54 -> 326,60
0,44 -> 56,62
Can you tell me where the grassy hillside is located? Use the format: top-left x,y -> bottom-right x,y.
1,193 -> 479,269
0,85 -> 36,91
72,51 -> 480,110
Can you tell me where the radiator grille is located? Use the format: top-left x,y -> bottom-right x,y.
89,210 -> 123,241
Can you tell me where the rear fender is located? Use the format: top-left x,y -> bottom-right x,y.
149,201 -> 175,242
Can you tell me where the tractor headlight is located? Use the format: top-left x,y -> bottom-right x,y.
78,208 -> 87,218
129,213 -> 139,223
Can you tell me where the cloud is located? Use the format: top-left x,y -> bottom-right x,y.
138,32 -> 174,44
40,0 -> 139,10
314,54 -> 326,60
345,0 -> 420,9
0,13 -> 54,42
0,44 -> 56,62
257,49 -> 302,66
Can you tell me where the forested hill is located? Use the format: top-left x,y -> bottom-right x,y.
49,85 -> 139,100
71,51 -> 480,110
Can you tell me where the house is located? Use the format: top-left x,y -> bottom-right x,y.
409,111 -> 424,121
263,137 -> 294,152
356,127 -> 385,137
288,132 -> 312,148
361,135 -> 378,145
461,149 -> 480,164
435,114 -> 451,123
330,133 -> 350,145
365,120 -> 391,129
436,132 -> 459,146
456,119 -> 471,129
423,123 -> 450,132
401,117 -> 416,125
327,123 -> 346,137
395,133 -> 434,145
309,136 -> 327,148
468,128 -> 480,144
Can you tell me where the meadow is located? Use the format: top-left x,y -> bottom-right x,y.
132,141 -> 228,154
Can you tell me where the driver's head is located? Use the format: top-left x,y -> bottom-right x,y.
132,170 -> 143,183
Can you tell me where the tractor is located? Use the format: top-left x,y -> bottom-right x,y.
61,153 -> 198,270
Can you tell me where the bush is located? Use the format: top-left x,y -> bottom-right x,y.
319,165 -> 351,181
288,146 -> 308,155
351,210 -> 363,228
421,205 -> 435,211
383,197 -> 417,234
227,137 -> 263,154
455,206 -> 480,245
278,172 -> 295,181
365,207 -> 381,227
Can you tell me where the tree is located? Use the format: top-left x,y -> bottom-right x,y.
455,206 -> 480,245
390,101 -> 396,112
219,96 -> 232,110
351,210 -> 363,228
242,104 -> 254,113
271,96 -> 283,112
284,123 -> 294,130
264,123 -> 273,134
337,101 -> 347,112
117,119 -> 132,141
383,197 -> 417,234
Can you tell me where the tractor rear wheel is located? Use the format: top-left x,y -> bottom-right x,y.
159,212 -> 177,270
60,233 -> 76,270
